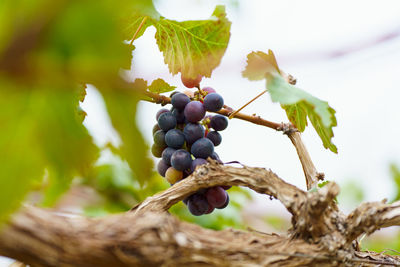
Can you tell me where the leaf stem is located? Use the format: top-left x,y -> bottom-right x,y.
129,16 -> 148,46
228,89 -> 268,119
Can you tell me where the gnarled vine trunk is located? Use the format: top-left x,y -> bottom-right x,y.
1,160 -> 400,266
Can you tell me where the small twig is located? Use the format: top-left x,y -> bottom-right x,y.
228,89 -> 267,119
129,16 -> 148,46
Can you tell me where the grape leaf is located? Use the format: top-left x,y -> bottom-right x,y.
154,5 -> 231,79
148,78 -> 176,93
243,50 -> 337,153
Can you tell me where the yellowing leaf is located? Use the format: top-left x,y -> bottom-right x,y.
243,50 -> 338,153
154,5 -> 231,79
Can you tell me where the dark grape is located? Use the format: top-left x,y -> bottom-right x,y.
204,205 -> 215,214
152,124 -> 161,135
187,193 -> 209,216
165,129 -> 185,149
158,112 -> 177,131
183,123 -> 205,145
171,149 -> 192,171
181,74 -> 202,88
183,196 -> 189,205
206,131 -> 222,146
169,91 -> 179,98
171,93 -> 190,111
216,194 -> 229,209
184,101 -> 206,122
210,152 -> 223,163
153,130 -> 167,147
165,167 -> 183,184
190,158 -> 208,172
206,187 -> 228,208
183,169 -> 192,178
156,108 -> 169,120
162,147 -> 176,165
203,93 -> 224,112
172,108 -> 186,124
191,138 -> 214,159
202,87 -> 216,94
157,159 -> 170,177
151,144 -> 165,158
222,185 -> 232,190
210,115 -> 228,131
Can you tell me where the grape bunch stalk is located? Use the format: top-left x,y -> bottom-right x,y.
151,77 -> 230,216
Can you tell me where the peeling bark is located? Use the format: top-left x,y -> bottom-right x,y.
1,162 -> 400,266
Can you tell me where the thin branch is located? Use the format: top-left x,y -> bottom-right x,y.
228,89 -> 267,119
286,131 -> 324,190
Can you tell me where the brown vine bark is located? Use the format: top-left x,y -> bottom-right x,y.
1,162 -> 400,266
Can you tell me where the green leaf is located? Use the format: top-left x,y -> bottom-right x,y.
243,50 -> 337,153
148,78 -> 176,94
390,164 -> 400,202
0,81 -> 99,220
101,89 -> 153,186
154,5 -> 231,79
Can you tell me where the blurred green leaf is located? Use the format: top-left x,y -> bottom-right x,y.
242,50 -> 337,153
102,90 -> 153,186
148,78 -> 176,94
154,5 -> 231,79
337,180 -> 364,207
390,164 -> 400,202
0,81 -> 98,219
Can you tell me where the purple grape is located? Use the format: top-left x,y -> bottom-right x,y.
171,93 -> 190,111
206,131 -> 222,146
202,87 -> 216,94
165,129 -> 185,149
151,144 -> 165,158
204,205 -> 215,214
171,149 -> 192,171
210,115 -> 228,131
191,138 -> 214,159
153,130 -> 167,147
158,112 -> 177,131
210,152 -> 223,163
172,108 -> 186,124
187,193 -> 209,216
183,123 -> 205,145
190,158 -> 208,172
216,194 -> 229,209
203,93 -> 224,112
206,187 -> 228,208
184,101 -> 206,123
162,147 -> 176,165
156,108 -> 169,120
222,185 -> 232,190
157,159 -> 170,177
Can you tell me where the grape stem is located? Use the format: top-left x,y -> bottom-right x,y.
228,89 -> 268,119
129,16 -> 148,46
141,89 -> 285,131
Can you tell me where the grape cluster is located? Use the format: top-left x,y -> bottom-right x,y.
152,85 -> 230,216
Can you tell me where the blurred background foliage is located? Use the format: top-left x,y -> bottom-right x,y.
1,0 -> 400,256
0,0 -> 250,231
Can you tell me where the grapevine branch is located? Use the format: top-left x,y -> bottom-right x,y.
1,163 -> 400,266
141,89 -> 322,190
